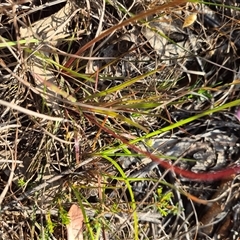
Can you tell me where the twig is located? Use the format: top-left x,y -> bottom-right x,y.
1,156 -> 97,211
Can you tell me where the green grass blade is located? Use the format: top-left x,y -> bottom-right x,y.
84,68 -> 161,100
103,155 -> 139,240
101,99 -> 240,154
71,187 -> 95,240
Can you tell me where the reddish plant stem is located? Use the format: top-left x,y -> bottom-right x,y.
86,114 -> 240,181
63,0 -> 188,69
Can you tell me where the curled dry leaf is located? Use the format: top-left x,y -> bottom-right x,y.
67,204 -> 84,240
182,13 -> 197,28
20,0 -> 77,113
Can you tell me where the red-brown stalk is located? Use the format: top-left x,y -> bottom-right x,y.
86,114 -> 240,182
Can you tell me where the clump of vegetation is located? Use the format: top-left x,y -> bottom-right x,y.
0,0 -> 240,239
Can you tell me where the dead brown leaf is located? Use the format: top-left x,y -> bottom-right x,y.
67,204 -> 84,240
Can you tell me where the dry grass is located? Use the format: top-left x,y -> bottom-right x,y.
0,0 -> 240,239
